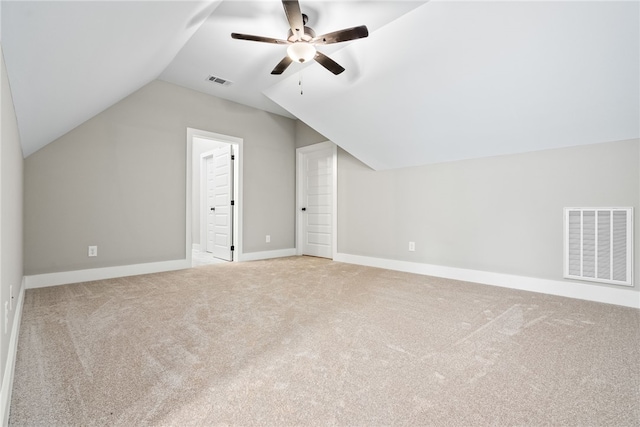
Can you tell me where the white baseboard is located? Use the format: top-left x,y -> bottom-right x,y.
1,280 -> 25,427
239,248 -> 297,262
334,253 -> 640,309
24,259 -> 191,290
192,244 -> 201,252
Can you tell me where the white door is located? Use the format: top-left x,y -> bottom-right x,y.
205,155 -> 216,253
206,144 -> 233,261
299,144 -> 334,258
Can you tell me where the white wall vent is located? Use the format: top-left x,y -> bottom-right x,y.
206,75 -> 233,87
564,208 -> 633,286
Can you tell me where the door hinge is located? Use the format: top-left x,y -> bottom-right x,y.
231,154 -> 235,160
231,245 -> 235,251
231,200 -> 235,206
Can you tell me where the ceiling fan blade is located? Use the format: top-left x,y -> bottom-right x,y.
314,52 -> 345,75
282,0 -> 304,41
231,33 -> 289,45
271,56 -> 294,75
312,25 -> 369,45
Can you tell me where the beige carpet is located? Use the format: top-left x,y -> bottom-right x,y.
9,256 -> 640,426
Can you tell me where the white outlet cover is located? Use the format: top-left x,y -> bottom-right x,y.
88,246 -> 98,257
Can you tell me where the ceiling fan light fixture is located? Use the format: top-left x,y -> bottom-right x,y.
287,42 -> 316,63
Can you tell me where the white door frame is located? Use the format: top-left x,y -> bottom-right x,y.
296,141 -> 337,259
186,128 -> 242,264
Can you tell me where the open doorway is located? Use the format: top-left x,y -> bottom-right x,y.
186,128 -> 242,267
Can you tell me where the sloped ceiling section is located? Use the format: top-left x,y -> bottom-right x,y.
265,1 -> 640,170
1,1 -> 222,157
158,0 -> 424,119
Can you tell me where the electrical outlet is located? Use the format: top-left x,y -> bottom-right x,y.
88,246 -> 98,257
409,241 -> 416,252
266,235 -> 271,243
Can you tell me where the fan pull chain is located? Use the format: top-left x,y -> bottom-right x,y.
299,72 -> 303,95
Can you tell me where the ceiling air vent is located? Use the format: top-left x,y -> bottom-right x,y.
206,75 -> 233,87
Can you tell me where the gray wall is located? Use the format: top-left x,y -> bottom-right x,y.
24,80 -> 296,275
295,120 -> 327,149
1,44 -> 24,413
337,139 -> 640,292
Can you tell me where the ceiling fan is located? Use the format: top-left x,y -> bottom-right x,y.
231,0 -> 369,75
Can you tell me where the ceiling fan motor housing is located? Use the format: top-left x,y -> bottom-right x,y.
287,26 -> 316,42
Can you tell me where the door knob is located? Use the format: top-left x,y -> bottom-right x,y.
301,207 -> 306,211
211,207 -> 215,211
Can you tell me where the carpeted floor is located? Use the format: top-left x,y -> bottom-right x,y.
9,256 -> 640,426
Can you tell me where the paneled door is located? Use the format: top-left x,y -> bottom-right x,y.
206,144 -> 234,261
298,143 -> 335,258
205,154 -> 215,253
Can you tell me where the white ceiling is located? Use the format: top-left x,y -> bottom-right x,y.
159,0 -> 424,118
1,1 -> 223,157
266,1 -> 640,169
2,1 -> 638,169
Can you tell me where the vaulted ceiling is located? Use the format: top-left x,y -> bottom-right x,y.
2,1 -> 638,170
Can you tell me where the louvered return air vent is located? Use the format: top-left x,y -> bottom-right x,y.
206,75 -> 233,87
564,208 -> 633,286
